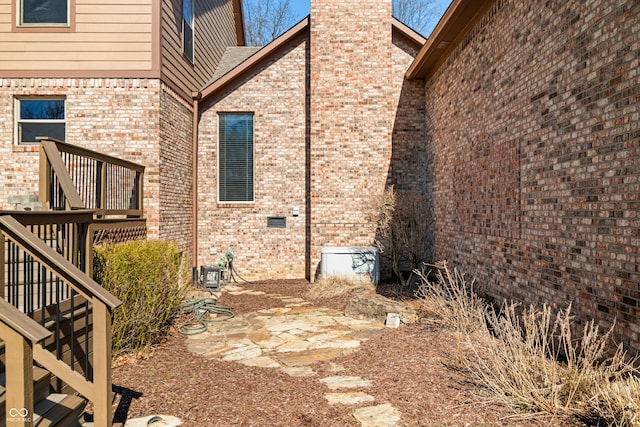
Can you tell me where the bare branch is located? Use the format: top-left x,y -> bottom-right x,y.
243,0 -> 297,46
392,0 -> 446,36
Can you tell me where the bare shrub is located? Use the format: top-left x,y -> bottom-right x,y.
307,275 -> 376,299
465,303 -> 637,419
415,261 -> 487,333
413,261 -> 640,424
368,186 -> 433,286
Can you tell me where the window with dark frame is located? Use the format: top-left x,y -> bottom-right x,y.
20,0 -> 69,25
182,0 -> 194,63
218,113 -> 254,203
16,98 -> 66,144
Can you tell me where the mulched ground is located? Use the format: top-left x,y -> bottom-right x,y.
107,280 -> 569,426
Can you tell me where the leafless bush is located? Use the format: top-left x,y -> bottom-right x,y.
413,261 -> 640,424
415,261 -> 487,333
465,303 -> 638,420
368,186 -> 432,286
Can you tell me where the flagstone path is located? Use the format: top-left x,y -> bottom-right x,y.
185,285 -> 403,426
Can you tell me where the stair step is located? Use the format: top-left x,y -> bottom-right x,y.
0,366 -> 51,415
33,393 -> 86,427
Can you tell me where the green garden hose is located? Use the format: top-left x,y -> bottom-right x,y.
179,297 -> 235,335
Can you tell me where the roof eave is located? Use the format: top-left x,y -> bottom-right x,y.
406,0 -> 496,80
391,17 -> 427,47
199,16 -> 309,103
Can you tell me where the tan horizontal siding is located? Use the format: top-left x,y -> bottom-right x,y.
77,14 -> 152,24
1,61 -> 151,70
0,0 -> 154,72
76,3 -> 150,14
1,32 -> 152,42
2,42 -> 150,51
2,51 -> 152,61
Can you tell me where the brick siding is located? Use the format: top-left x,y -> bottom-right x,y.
424,0 -> 640,351
159,86 -> 194,262
0,78 -> 184,249
309,0 -> 394,277
198,2 -> 423,280
197,36 -> 309,279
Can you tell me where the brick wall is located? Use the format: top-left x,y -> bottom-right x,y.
159,85 -> 194,262
197,36 -> 309,279
0,78 -> 162,239
424,0 -> 640,351
309,0 -> 394,277
390,35 -> 427,196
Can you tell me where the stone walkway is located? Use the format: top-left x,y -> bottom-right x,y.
185,285 -> 402,427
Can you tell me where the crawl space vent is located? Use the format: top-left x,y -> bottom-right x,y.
267,216 -> 286,228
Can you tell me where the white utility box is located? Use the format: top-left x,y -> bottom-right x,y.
320,246 -> 380,284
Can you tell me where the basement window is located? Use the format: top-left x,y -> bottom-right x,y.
16,97 -> 66,144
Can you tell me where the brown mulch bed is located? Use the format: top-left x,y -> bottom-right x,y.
107,280 -> 566,426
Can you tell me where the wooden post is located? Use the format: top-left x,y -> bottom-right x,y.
100,162 -> 107,218
39,145 -> 51,210
0,232 -> 5,300
92,301 -> 113,427
137,171 -> 144,218
0,323 -> 34,427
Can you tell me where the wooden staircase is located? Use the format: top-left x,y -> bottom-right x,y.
0,215 -> 121,427
0,360 -> 86,427
0,139 -> 146,427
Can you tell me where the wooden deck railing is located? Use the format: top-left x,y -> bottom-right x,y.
0,138 -> 147,426
39,137 -> 144,218
1,215 -> 121,427
0,297 -> 51,427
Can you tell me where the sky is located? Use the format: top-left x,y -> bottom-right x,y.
287,0 -> 454,37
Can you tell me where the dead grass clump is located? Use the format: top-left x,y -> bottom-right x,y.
415,261 -> 487,333
414,261 -> 640,425
465,303 -> 638,422
307,275 -> 376,299
591,375 -> 640,426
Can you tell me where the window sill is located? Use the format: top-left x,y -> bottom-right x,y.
217,202 -> 255,209
13,144 -> 40,153
13,25 -> 74,33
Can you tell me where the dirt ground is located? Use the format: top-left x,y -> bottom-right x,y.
107,280 -> 571,426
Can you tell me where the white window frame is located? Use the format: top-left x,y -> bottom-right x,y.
217,113 -> 255,204
18,0 -> 71,27
15,97 -> 66,145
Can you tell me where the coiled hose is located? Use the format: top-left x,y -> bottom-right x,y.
179,297 -> 235,335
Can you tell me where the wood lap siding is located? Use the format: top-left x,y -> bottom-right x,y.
161,0 -> 237,97
0,0 -> 153,71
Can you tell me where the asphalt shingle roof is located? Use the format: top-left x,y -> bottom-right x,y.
204,46 -> 262,89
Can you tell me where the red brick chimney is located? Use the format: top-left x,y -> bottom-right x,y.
309,0 -> 394,277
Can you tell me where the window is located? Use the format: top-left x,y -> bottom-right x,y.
182,0 -> 194,63
218,113 -> 254,203
19,0 -> 69,26
16,98 -> 66,144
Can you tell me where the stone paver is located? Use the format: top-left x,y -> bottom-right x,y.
280,366 -> 316,377
325,392 -> 375,405
185,285 -> 402,426
353,404 -> 401,427
320,376 -> 372,390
